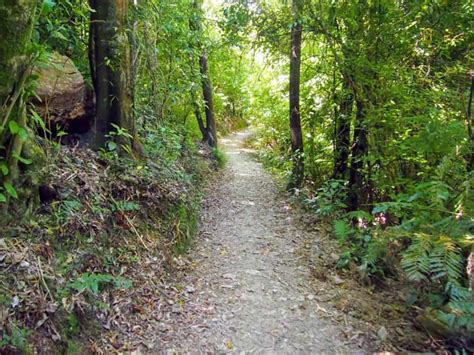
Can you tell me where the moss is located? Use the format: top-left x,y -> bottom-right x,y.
169,198 -> 200,254
64,332 -> 94,355
0,0 -> 36,100
212,147 -> 227,168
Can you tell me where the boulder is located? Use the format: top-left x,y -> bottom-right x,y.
32,52 -> 92,133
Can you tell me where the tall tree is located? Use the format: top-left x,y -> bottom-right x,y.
467,70 -> 473,171
333,87 -> 353,179
347,100 -> 368,211
288,0 -> 304,189
198,53 -> 217,147
190,0 -> 217,147
343,1 -> 374,211
0,0 -> 38,206
88,0 -> 141,155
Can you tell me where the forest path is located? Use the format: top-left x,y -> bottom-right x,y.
156,130 -> 366,353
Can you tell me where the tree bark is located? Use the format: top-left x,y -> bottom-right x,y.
0,0 -> 37,198
190,0 -> 217,148
88,0 -> 142,156
333,87 -> 353,179
199,54 -> 217,147
348,100 -> 368,211
468,245 -> 474,293
467,70 -> 473,171
0,1 -> 35,102
288,0 -> 304,190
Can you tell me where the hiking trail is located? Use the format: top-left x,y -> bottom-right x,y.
155,130 -> 367,353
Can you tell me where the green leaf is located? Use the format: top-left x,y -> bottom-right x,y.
52,31 -> 68,41
107,141 -> 117,151
8,121 -> 19,134
12,153 -> 32,165
4,182 -> 18,199
372,204 -> 389,213
113,201 -> 140,211
114,277 -> 132,289
408,193 -> 420,202
18,128 -> 28,141
30,110 -> 46,129
42,0 -> 56,15
347,210 -> 373,221
0,193 -> 6,203
0,162 -> 9,176
333,219 -> 351,242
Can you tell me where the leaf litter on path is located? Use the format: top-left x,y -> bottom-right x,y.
147,131 -> 372,353
86,130 -> 432,353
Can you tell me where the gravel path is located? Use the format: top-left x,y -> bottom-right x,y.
158,131 -> 366,353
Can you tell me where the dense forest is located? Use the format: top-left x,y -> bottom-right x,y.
0,0 -> 472,353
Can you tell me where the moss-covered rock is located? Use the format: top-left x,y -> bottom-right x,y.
32,52 -> 92,131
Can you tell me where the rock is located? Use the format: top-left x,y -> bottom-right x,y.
19,260 -> 30,269
32,52 -> 92,133
11,296 -> 20,308
330,253 -> 340,262
171,305 -> 182,314
377,326 -> 388,341
330,274 -> 345,285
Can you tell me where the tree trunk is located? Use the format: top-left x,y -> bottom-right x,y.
333,88 -> 353,179
288,0 -> 304,190
199,54 -> 217,147
192,93 -> 206,137
348,100 -> 368,211
468,245 -> 474,293
88,0 -> 141,156
190,0 -> 217,148
0,0 -> 38,207
467,70 -> 473,171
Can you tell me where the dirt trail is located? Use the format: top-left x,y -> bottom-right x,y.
157,131 -> 367,353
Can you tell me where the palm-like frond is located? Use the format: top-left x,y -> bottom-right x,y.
401,233 -> 433,281
430,237 -> 463,282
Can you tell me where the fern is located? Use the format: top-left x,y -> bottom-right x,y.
402,233 -> 468,302
333,219 -> 351,243
445,281 -> 471,302
429,237 -> 463,282
362,236 -> 387,269
347,210 -> 373,222
448,300 -> 474,315
401,233 -> 433,281
68,273 -> 132,295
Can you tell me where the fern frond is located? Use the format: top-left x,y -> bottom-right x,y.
401,233 -> 433,281
430,237 -> 463,282
445,281 -> 471,302
363,236 -> 386,267
333,219 -> 351,243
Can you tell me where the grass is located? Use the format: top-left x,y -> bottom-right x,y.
212,147 -> 227,168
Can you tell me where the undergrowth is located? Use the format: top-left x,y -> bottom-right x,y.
253,137 -> 473,350
303,173 -> 474,350
0,124 -> 218,353
212,148 -> 227,169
